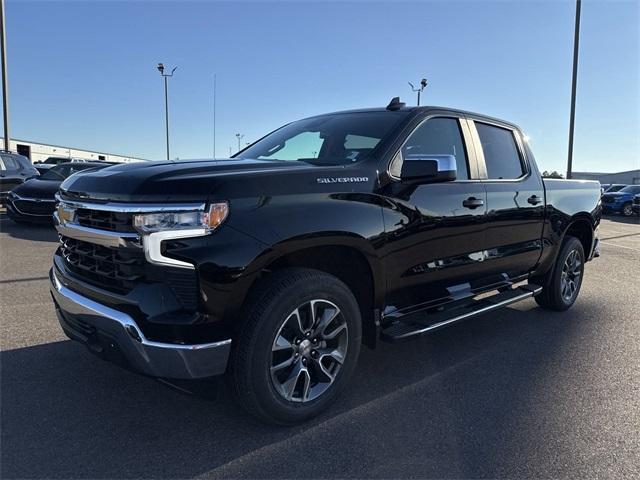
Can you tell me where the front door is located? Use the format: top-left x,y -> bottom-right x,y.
379,116 -> 488,312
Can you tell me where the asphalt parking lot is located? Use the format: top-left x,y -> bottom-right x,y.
1,212 -> 639,479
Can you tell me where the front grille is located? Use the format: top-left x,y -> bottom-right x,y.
633,197 -> 640,205
60,236 -> 146,294
59,235 -> 199,310
13,199 -> 55,215
75,208 -> 136,232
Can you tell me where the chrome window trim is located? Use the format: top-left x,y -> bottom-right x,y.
467,119 -> 531,183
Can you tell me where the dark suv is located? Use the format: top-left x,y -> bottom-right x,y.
0,152 -> 39,204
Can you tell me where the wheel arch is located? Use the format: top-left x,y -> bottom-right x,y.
563,214 -> 595,257
236,235 -> 383,348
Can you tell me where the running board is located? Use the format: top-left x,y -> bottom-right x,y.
380,284 -> 542,342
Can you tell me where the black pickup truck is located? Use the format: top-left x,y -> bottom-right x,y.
50,100 -> 601,424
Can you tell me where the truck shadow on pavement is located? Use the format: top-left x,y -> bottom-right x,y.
0,298 -> 597,479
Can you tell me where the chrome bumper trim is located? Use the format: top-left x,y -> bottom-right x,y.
50,269 -> 231,379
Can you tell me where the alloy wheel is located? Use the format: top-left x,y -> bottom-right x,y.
270,299 -> 348,403
560,249 -> 582,302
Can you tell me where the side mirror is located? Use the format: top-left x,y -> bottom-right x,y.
400,154 -> 457,184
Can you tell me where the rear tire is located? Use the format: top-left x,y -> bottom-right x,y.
534,236 -> 585,311
622,202 -> 633,216
229,268 -> 362,425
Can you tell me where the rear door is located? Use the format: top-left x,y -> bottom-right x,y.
467,118 -> 545,281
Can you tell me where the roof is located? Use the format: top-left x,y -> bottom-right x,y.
309,104 -> 524,131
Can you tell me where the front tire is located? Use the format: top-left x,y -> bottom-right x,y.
534,236 -> 585,311
622,202 -> 633,216
230,268 -> 362,425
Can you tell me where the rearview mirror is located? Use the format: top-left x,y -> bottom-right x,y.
400,154 -> 457,184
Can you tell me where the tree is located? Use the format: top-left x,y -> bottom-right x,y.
542,170 -> 564,179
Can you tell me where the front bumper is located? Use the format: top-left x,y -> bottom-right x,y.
6,197 -> 55,223
50,268 -> 231,379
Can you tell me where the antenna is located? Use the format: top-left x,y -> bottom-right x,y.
386,97 -> 405,111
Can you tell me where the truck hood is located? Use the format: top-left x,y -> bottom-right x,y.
59,159 -> 313,203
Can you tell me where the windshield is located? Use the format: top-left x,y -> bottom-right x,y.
607,185 -> 626,192
619,185 -> 640,194
236,112 -> 407,166
40,164 -> 99,180
44,157 -> 69,165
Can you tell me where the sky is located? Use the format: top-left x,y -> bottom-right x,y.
2,0 -> 639,174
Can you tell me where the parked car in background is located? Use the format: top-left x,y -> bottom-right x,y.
600,184 -> 640,216
0,151 -> 39,204
50,102 -> 602,424
603,184 -> 627,193
6,162 -> 114,224
34,156 -> 93,174
632,194 -> 640,215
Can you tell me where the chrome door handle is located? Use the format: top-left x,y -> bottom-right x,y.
463,197 -> 484,209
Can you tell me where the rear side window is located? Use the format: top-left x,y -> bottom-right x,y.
475,122 -> 524,179
1,155 -> 19,171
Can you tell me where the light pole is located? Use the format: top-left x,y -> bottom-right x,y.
408,78 -> 428,106
236,133 -> 244,152
157,63 -> 177,160
1,0 -> 10,152
566,0 -> 581,179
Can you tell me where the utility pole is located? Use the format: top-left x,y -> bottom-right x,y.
1,0 -> 10,152
157,63 -> 177,160
408,78 -> 428,106
567,0 -> 581,179
236,133 -> 244,152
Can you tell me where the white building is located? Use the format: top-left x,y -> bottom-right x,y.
0,138 -> 147,164
572,169 -> 640,185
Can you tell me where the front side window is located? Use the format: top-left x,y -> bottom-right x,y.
390,117 -> 469,179
236,112 -> 407,166
475,122 -> 525,179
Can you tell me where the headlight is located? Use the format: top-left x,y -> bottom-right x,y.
133,202 -> 228,234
